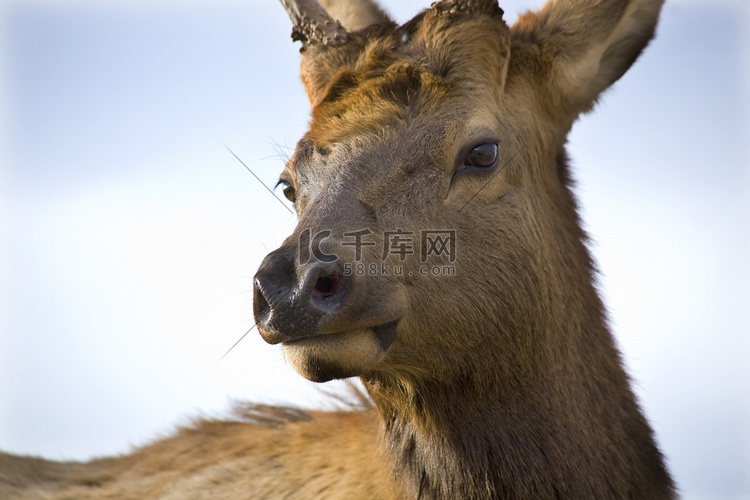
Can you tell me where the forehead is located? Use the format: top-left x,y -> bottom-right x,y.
292,10 -> 512,173
308,54 -> 452,145
294,3 -> 512,148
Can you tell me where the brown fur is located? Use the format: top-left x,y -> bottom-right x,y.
1,0 -> 675,498
1,403 -> 399,499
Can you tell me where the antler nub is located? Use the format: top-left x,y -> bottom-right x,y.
431,0 -> 503,17
279,0 -> 350,47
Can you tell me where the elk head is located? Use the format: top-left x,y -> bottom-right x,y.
254,0 -> 662,394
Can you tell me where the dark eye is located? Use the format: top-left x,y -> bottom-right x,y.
276,180 -> 296,203
463,143 -> 498,169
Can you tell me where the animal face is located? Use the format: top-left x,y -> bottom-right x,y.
254,0 -> 650,386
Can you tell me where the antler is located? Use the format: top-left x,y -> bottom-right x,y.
279,0 -> 350,47
431,0 -> 503,17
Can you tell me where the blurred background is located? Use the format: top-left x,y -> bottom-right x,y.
0,0 -> 747,498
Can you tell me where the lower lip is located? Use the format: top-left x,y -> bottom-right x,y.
283,321 -> 399,351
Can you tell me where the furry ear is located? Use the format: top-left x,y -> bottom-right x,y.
510,0 -> 664,124
299,42 -> 363,107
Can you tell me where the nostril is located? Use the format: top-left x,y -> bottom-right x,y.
313,272 -> 345,300
253,278 -> 272,323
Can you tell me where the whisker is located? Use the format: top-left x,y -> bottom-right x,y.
266,138 -> 294,152
281,214 -> 297,226
259,153 -> 292,162
216,323 -> 258,365
265,138 -> 293,164
223,142 -> 293,214
257,238 -> 270,253
457,150 -> 519,213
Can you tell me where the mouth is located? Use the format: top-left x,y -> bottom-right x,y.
281,321 -> 398,382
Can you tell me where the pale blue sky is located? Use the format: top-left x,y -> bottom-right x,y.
0,1 -> 748,499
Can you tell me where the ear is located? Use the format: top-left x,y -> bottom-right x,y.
299,42 -> 363,107
319,0 -> 391,31
510,0 -> 665,123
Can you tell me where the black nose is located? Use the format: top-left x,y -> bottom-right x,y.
253,246 -> 349,344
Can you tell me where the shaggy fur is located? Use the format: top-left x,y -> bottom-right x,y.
1,0 -> 675,498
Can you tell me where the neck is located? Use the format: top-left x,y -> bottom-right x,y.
361,161 -> 674,498
364,319 -> 674,499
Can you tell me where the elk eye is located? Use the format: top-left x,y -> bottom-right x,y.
463,143 -> 498,169
276,180 -> 296,203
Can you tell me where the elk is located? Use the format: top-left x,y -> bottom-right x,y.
0,0 -> 676,498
